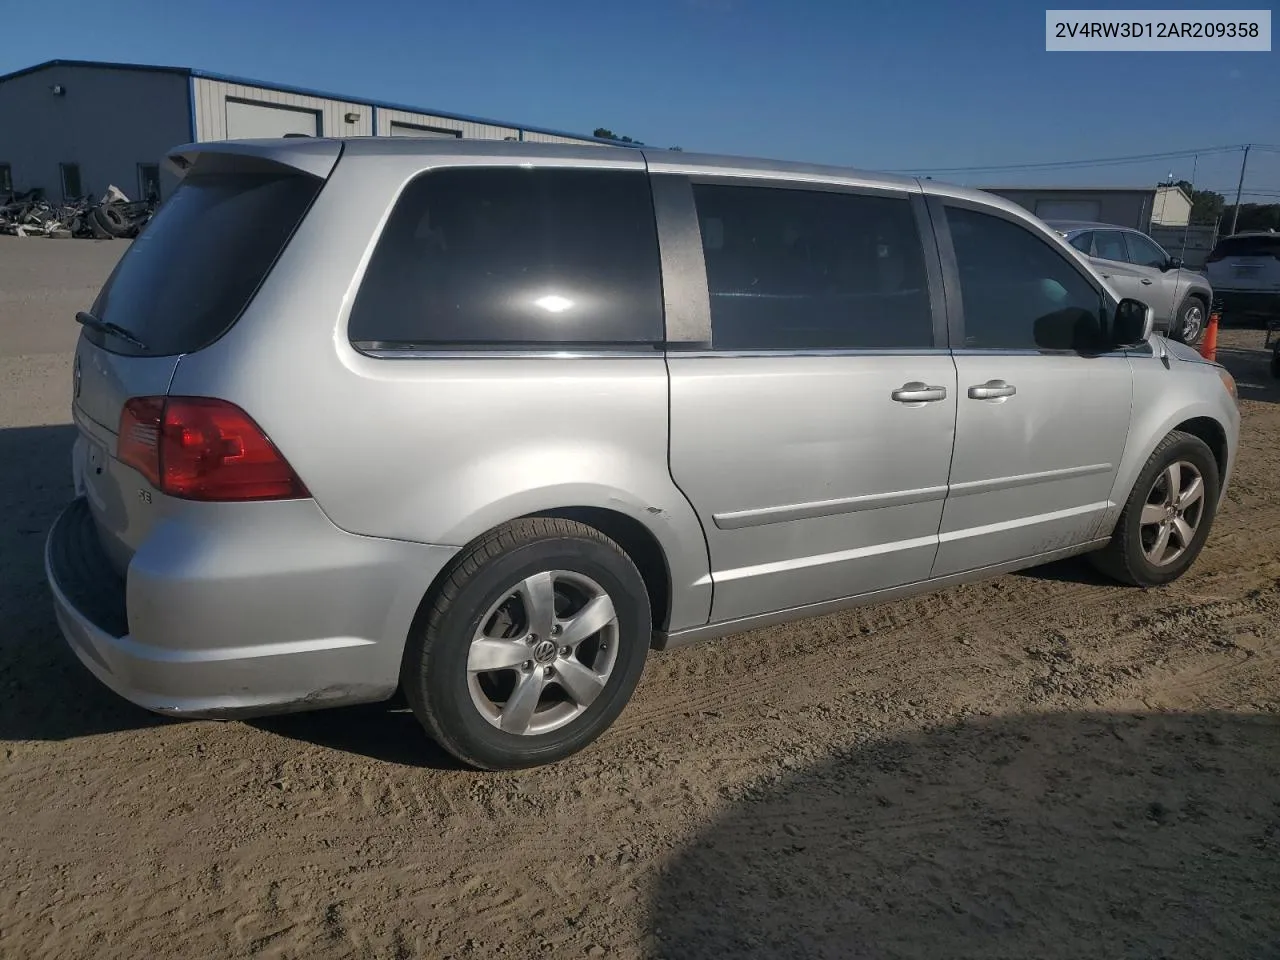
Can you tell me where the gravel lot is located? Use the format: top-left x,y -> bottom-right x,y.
2,235 -> 1279,959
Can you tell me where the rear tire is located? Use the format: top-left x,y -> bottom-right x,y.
402,518 -> 651,770
1172,296 -> 1206,346
1090,431 -> 1219,587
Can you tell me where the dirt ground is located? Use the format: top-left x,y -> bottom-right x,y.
2,236 -> 1279,959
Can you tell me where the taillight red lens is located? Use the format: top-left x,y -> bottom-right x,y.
117,397 -> 308,501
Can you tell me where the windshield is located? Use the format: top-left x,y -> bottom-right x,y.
89,169 -> 322,357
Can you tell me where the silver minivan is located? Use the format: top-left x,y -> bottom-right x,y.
47,139 -> 1240,769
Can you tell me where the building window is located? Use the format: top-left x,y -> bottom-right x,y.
60,163 -> 82,201
137,164 -> 161,202
0,164 -> 12,195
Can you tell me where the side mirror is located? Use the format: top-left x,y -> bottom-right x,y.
1163,257 -> 1184,271
1113,298 -> 1154,347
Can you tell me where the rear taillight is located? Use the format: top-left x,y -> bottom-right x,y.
118,397 -> 164,488
117,397 -> 308,501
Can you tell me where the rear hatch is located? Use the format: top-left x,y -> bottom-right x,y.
72,141 -> 338,574
1205,234 -> 1280,292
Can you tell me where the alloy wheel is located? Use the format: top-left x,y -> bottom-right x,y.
1140,460 -> 1205,566
466,570 -> 619,736
1180,303 -> 1204,343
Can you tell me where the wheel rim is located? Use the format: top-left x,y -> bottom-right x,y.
1181,304 -> 1203,342
466,570 -> 619,736
1140,460 -> 1205,567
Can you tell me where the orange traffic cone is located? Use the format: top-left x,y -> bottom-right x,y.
1199,306 -> 1220,362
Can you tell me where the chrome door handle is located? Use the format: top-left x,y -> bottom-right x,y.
1141,278 -> 1153,285
891,382 -> 948,404
967,379 -> 1016,400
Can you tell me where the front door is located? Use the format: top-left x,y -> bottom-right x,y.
932,202 -> 1133,577
666,178 -> 957,624
1122,230 -> 1183,323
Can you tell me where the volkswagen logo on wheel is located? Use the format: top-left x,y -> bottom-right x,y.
532,638 -> 557,663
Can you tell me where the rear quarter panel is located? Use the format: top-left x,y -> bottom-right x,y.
164,146 -> 713,633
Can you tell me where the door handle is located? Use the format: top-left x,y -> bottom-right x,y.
1141,278 -> 1153,285
891,381 -> 948,404
967,379 -> 1017,400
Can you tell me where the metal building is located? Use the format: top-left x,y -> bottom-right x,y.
0,59 -> 613,203
981,186 -> 1160,231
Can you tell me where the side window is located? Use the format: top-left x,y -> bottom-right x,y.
1125,232 -> 1168,269
692,183 -> 934,351
349,167 -> 663,348
1068,231 -> 1093,254
946,206 -> 1103,351
1093,230 -> 1127,262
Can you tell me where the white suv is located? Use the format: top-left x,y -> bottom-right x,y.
1205,231 -> 1280,324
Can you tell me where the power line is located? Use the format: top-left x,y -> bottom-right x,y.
898,144 -> 1245,175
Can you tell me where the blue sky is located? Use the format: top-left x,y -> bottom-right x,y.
3,0 -> 1277,197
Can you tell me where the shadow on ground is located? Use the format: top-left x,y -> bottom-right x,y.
652,710 -> 1280,960
1014,553 -> 1114,585
1217,341 -> 1279,406
0,423 -> 167,741
251,699 -> 465,770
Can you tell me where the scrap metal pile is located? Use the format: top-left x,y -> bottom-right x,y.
0,185 -> 156,239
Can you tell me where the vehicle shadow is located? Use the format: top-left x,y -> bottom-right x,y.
251,700 -> 466,770
1014,553 -> 1113,585
0,423 -> 169,741
1216,342 -> 1279,405
651,710 -> 1280,960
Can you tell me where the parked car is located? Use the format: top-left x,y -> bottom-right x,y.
1046,220 -> 1214,345
1204,231 -> 1280,325
47,139 -> 1240,770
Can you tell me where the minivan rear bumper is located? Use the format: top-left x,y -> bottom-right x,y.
45,497 -> 457,718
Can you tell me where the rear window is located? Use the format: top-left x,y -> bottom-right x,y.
347,167 -> 663,350
89,169 -> 322,356
1209,235 -> 1280,259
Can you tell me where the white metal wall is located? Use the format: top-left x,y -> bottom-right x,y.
520,130 -> 600,145
377,107 -> 517,140
191,76 -> 602,146
192,77 -> 374,140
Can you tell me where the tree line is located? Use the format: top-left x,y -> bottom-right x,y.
1168,179 -> 1280,233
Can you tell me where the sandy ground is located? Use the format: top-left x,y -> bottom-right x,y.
1,236 -> 1279,959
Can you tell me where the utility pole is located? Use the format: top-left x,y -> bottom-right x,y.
1229,143 -> 1251,235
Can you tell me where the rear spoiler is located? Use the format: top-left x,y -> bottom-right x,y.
165,138 -> 344,181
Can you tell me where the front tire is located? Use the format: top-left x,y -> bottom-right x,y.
1090,431 -> 1220,586
402,518 -> 651,770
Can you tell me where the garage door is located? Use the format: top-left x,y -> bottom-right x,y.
225,100 -> 320,139
1034,199 -> 1101,222
389,121 -> 461,139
